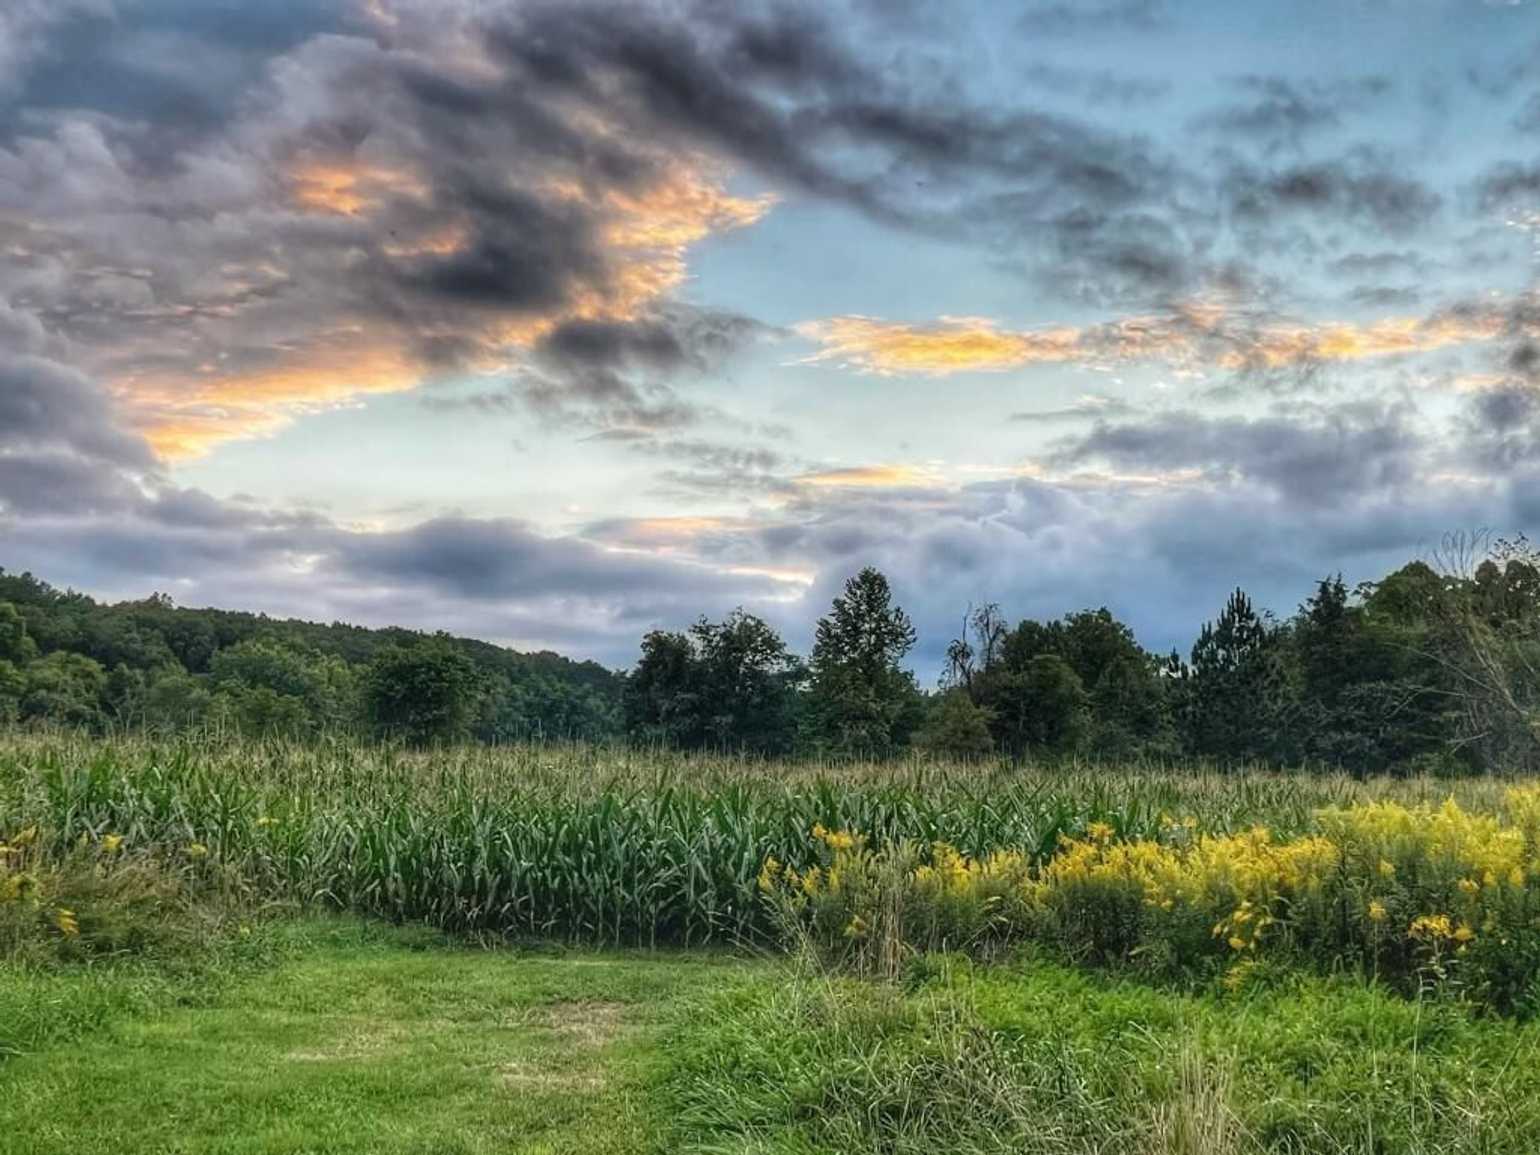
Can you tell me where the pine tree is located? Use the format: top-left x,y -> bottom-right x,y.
806,568 -> 921,754
1186,588 -> 1286,765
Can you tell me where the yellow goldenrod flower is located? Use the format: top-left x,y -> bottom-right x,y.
102,834 -> 123,854
1368,900 -> 1387,923
1377,859 -> 1396,879
186,842 -> 209,859
1458,877 -> 1480,895
1227,935 -> 1247,951
1409,913 -> 1454,941
1086,821 -> 1115,843
53,908 -> 79,937
1453,924 -> 1475,943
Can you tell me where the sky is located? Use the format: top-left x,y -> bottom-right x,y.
2,0 -> 1539,676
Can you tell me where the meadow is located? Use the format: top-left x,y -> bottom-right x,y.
8,733 -> 1540,1152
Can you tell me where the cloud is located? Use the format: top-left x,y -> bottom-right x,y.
1050,403 -> 1425,507
1224,153 -> 1442,236
1196,75 -> 1389,153
1476,162 -> 1540,211
792,465 -> 945,490
796,315 -> 1081,376
1010,395 -> 1141,424
0,4 -> 778,458
795,300 -> 1515,380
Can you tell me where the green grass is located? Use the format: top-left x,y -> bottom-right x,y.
0,919 -> 762,1154
10,925 -> 1540,1154
670,955 -> 1540,1153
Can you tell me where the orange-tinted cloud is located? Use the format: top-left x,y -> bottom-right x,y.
797,304 -> 1515,378
793,464 -> 945,488
123,336 -> 425,459
288,159 -> 428,216
125,165 -> 773,459
795,316 -> 1080,375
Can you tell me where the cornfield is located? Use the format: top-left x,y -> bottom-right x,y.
2,731 -> 1530,951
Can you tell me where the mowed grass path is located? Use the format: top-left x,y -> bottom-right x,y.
1,937 -> 761,1155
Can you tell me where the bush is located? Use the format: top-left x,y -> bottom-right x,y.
760,792 -> 1540,1012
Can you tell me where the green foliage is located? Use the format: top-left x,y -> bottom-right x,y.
364,641 -> 477,745
1184,588 -> 1287,764
0,566 -> 623,741
626,610 -> 802,753
20,651 -> 108,730
805,567 -> 922,755
0,601 -> 38,665
915,689 -> 996,758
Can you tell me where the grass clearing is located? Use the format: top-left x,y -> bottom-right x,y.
10,734 -> 1540,1152
7,919 -> 1540,1153
669,954 -> 1540,1153
0,919 -> 762,1155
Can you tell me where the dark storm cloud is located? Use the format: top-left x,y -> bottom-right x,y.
1475,162 -> 1540,211
1225,153 -> 1443,236
1051,403 -> 1425,506
0,355 -> 154,468
326,515 -> 778,606
424,306 -> 770,434
476,0 -> 1185,240
1197,76 -> 1390,153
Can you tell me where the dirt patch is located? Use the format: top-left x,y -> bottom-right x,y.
497,1061 -> 609,1094
286,1018 -> 412,1062
521,1000 -> 630,1048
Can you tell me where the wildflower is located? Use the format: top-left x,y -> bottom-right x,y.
186,842 -> 209,859
757,856 -> 782,894
1227,936 -> 1248,952
53,908 -> 79,937
1086,821 -> 1115,843
1453,924 -> 1476,944
844,915 -> 868,939
1458,878 -> 1480,896
800,866 -> 822,896
0,872 -> 34,903
256,816 -> 279,829
101,834 -> 123,854
1222,959 -> 1259,993
1377,859 -> 1396,879
1409,913 -> 1454,942
1367,900 -> 1387,923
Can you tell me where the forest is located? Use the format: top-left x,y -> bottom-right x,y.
2,534 -> 1538,775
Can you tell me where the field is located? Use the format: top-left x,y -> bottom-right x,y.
8,734 -> 1540,1152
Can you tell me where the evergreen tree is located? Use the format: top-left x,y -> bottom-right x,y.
806,568 -> 921,755
1186,589 -> 1287,765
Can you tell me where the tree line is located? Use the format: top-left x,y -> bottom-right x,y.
3,534 -> 1538,772
0,568 -> 622,745
627,538 -> 1540,774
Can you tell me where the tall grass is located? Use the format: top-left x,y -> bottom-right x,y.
0,731 -> 1532,950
